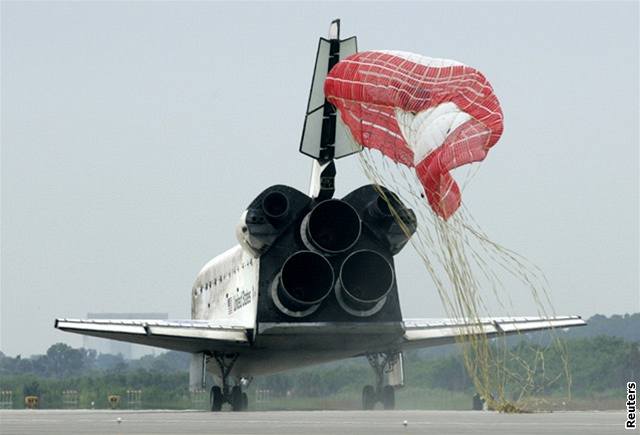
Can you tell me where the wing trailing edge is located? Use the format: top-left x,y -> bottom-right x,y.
400,315 -> 586,350
54,318 -> 249,354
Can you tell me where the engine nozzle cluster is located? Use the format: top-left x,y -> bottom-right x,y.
273,195 -> 405,318
239,184 -> 416,320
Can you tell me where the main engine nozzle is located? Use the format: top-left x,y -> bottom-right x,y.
336,249 -> 395,317
301,199 -> 361,254
272,250 -> 334,317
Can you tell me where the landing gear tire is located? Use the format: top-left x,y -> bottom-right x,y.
362,385 -> 376,410
241,392 -> 248,411
210,386 -> 223,412
382,385 -> 395,410
231,386 -> 243,412
364,352 -> 402,411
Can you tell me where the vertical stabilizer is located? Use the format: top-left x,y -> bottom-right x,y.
301,19 -> 361,199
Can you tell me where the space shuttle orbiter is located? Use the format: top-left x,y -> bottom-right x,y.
55,20 -> 585,412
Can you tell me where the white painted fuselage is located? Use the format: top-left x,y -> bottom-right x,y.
191,245 -> 259,330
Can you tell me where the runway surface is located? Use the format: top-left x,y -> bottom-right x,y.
0,409 -> 623,435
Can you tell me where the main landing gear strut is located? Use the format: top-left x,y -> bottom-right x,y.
209,353 -> 248,412
362,352 -> 400,410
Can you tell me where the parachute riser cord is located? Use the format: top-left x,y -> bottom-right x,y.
356,148 -> 572,412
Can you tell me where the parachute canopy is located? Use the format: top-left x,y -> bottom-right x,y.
325,50 -> 504,219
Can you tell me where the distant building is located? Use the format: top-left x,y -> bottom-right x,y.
82,312 -> 169,359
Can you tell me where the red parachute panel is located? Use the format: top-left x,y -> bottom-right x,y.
325,51 -> 504,219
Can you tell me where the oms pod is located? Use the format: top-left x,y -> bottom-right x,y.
300,199 -> 361,254
270,251 -> 335,317
261,190 -> 290,225
336,249 -> 395,317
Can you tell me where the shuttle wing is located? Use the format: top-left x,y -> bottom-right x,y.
55,318 -> 250,354
400,315 -> 585,350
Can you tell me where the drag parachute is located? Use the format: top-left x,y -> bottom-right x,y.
325,50 -> 504,219
322,45 -> 568,412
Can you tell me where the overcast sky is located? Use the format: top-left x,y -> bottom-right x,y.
2,1 -> 638,356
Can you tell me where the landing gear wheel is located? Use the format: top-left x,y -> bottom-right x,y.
231,386 -> 243,412
364,352 -> 402,411
210,386 -> 223,412
241,392 -> 248,411
209,353 -> 240,412
362,385 -> 375,410
382,385 -> 395,410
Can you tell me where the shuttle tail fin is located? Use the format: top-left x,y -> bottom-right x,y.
300,19 -> 360,199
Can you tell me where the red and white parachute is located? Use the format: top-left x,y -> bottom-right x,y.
325,50 -> 504,219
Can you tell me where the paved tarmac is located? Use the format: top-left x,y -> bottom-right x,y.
0,409 -> 624,435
